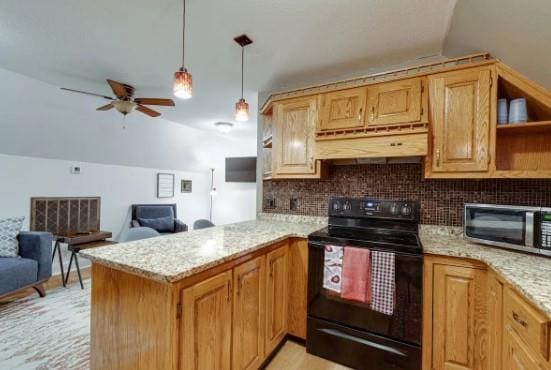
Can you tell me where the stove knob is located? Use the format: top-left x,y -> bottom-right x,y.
343,201 -> 352,211
332,201 -> 341,211
390,203 -> 400,215
401,205 -> 412,217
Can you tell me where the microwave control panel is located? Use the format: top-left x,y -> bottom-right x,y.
540,211 -> 551,249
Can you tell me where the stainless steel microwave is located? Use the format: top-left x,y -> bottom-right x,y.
464,204 -> 551,256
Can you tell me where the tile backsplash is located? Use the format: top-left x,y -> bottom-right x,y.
262,163 -> 551,226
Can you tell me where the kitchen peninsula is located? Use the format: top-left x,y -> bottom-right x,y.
81,216 -> 324,370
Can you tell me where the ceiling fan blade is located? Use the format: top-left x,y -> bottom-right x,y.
134,98 -> 175,106
107,79 -> 134,99
136,104 -> 161,117
96,103 -> 114,111
60,87 -> 113,100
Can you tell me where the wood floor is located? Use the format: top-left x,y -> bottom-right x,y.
266,340 -> 351,370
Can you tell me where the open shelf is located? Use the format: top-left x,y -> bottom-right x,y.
497,120 -> 551,136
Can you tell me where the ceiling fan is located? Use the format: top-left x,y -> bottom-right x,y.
60,79 -> 175,117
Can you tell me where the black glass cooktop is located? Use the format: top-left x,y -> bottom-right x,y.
309,226 -> 423,255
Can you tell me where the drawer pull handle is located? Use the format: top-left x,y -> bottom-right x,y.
513,312 -> 528,328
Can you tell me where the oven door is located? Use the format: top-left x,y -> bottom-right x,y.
307,240 -> 422,345
464,204 -> 538,248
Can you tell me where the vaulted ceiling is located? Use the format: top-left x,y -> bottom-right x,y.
0,0 -> 458,136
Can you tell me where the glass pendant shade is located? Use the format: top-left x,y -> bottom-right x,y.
173,68 -> 192,99
235,98 -> 249,122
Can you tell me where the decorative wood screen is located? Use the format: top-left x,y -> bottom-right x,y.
30,197 -> 101,235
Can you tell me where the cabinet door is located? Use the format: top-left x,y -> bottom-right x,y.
432,264 -> 487,370
488,271 -> 504,370
180,270 -> 232,370
287,239 -> 308,340
429,67 -> 491,173
232,257 -> 266,370
503,325 -> 546,370
272,97 -> 318,175
366,77 -> 425,126
265,244 -> 289,355
318,87 -> 367,131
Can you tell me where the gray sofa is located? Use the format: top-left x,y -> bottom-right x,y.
0,231 -> 53,298
130,204 -> 188,234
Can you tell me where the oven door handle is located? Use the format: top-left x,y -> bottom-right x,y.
308,241 -> 335,249
317,328 -> 407,357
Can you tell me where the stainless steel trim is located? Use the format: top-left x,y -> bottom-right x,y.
464,235 -> 533,252
464,203 -> 541,211
526,212 -> 535,247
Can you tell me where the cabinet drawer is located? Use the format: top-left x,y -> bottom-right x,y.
504,287 -> 550,360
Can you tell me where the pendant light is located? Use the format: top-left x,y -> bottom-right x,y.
234,35 -> 252,122
173,0 -> 192,99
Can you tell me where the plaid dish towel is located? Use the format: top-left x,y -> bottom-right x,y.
323,244 -> 343,293
370,251 -> 395,315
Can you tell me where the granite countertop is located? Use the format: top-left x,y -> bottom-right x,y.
420,227 -> 551,317
81,211 -> 551,317
80,217 -> 324,283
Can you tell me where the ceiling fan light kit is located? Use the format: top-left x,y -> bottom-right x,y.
234,34 -> 253,122
173,0 -> 193,100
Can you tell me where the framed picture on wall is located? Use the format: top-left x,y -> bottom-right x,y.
181,180 -> 192,193
157,173 -> 175,198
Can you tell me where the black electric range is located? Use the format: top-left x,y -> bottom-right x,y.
306,197 -> 423,370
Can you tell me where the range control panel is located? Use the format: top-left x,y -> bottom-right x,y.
329,197 -> 419,221
540,209 -> 551,250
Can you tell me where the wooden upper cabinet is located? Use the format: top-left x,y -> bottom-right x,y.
265,244 -> 289,355
431,263 -> 488,370
180,271 -> 232,370
232,257 -> 266,370
366,77 -> 426,126
429,67 -> 492,173
272,97 -> 318,176
318,87 -> 367,131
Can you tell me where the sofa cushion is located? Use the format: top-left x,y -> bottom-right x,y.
0,216 -> 24,257
0,257 -> 38,295
135,205 -> 175,220
138,216 -> 175,233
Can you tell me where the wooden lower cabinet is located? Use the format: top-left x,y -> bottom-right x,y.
430,261 -> 488,370
180,270 -> 233,370
424,255 -> 551,370
232,257 -> 266,370
287,238 -> 308,339
488,270 -> 504,370
265,244 -> 289,355
503,325 -> 547,370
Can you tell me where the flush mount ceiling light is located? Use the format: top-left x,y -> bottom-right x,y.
234,34 -> 253,122
215,121 -> 234,133
173,0 -> 192,99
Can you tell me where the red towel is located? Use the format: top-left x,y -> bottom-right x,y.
340,247 -> 371,304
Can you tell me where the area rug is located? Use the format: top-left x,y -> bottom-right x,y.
0,281 -> 90,369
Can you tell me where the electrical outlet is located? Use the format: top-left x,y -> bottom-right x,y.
70,166 -> 81,174
266,198 -> 276,209
290,197 -> 299,211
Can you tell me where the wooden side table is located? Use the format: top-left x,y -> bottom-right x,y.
53,231 -> 114,289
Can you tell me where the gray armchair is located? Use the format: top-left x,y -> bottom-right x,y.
0,231 -> 53,298
130,204 -> 188,234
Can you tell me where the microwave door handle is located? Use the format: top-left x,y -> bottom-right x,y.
526,212 -> 535,247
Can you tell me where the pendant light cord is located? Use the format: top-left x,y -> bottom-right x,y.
241,46 -> 244,99
181,0 -> 186,68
